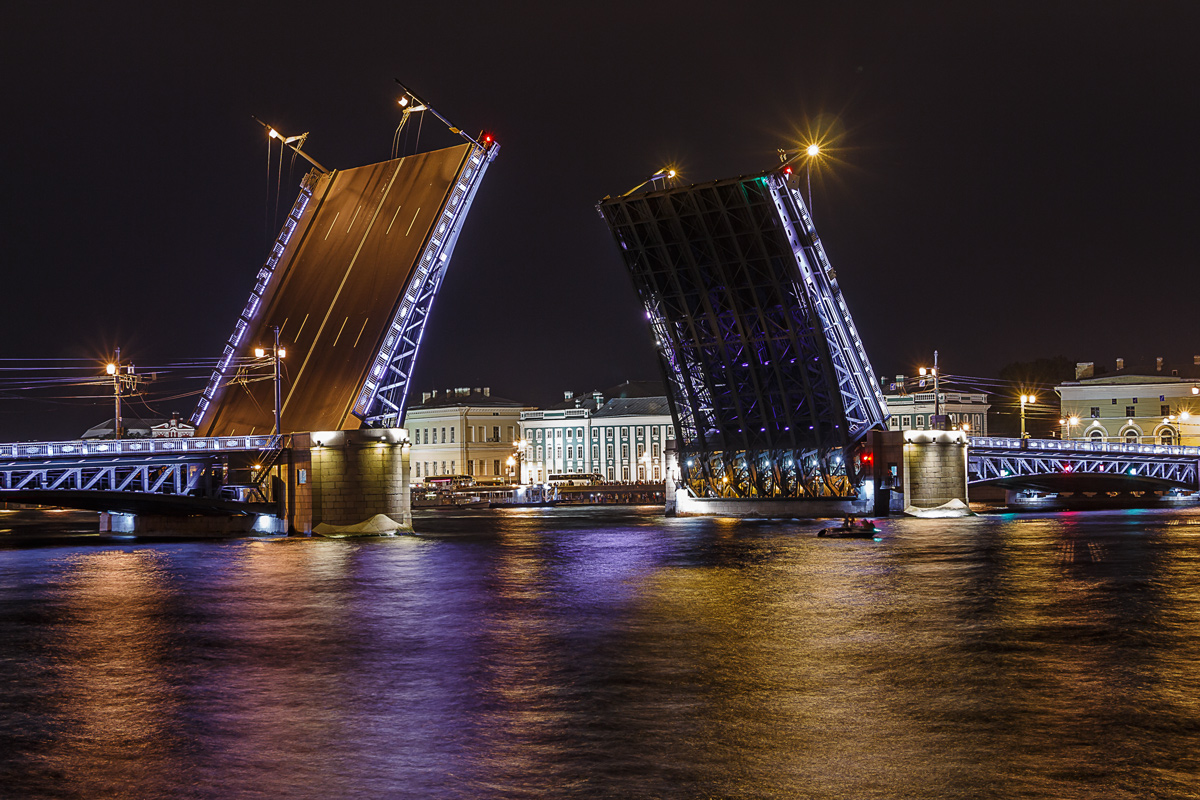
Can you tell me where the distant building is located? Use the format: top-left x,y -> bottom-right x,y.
1056,357 -> 1200,445
82,414 -> 194,440
520,381 -> 673,483
882,377 -> 990,434
404,388 -> 532,484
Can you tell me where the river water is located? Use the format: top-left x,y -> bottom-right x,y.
2,506 -> 1200,799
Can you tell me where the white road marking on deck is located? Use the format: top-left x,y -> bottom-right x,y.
385,204 -> 403,235
352,317 -> 369,348
281,163 -> 410,418
325,211 -> 341,240
405,207 -> 421,236
294,313 -> 310,341
332,316 -> 349,347
347,205 -> 362,232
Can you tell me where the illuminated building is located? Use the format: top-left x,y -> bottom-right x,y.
520,382 -> 673,483
1056,358 -> 1200,445
405,388 -> 532,483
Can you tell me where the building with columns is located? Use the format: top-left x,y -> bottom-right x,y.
519,381 -> 673,483
405,388 -> 533,484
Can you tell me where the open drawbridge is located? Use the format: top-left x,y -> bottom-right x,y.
193,139 -> 498,436
598,166 -> 888,499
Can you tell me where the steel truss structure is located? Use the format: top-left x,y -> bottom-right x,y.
0,435 -> 283,512
355,142 -> 500,425
598,169 -> 887,499
969,437 -> 1200,489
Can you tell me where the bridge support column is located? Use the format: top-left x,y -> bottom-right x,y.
289,429 -> 410,535
903,430 -> 970,514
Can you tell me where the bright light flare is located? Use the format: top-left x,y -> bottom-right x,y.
806,143 -> 820,157
106,363 -> 116,375
254,347 -> 265,358
277,348 -> 286,358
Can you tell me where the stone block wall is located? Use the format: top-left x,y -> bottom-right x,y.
902,431 -> 969,509
289,429 -> 410,533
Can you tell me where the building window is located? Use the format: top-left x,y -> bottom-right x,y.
467,460 -> 474,476
492,426 -> 500,442
1132,397 -> 1138,404
424,429 -> 429,444
622,444 -> 629,459
424,461 -> 429,476
1090,407 -> 1100,418
1162,405 -> 1170,416
607,467 -> 615,481
622,466 -> 630,481
607,444 -> 614,459
592,428 -> 598,439
1162,430 -> 1175,445
1126,406 -> 1135,417
1160,395 -> 1166,402
1112,399 -> 1117,405
557,446 -> 563,459
637,443 -> 644,458
416,462 -> 421,477
593,445 -> 599,460
567,446 -> 573,459
902,415 -> 911,428
451,461 -> 455,473
652,443 -> 660,458
577,427 -> 583,440
493,459 -> 501,476
566,428 -> 573,441
537,446 -> 543,461
450,427 -> 455,443
536,429 -> 542,440
442,428 -> 447,442
507,426 -> 514,442
622,427 -> 629,438
916,415 -> 924,429
666,427 -> 674,440
1089,430 -> 1104,442
432,429 -> 438,444
1125,430 -> 1139,443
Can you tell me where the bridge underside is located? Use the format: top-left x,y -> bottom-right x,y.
0,490 -> 274,517
599,168 -> 887,499
195,141 -> 496,436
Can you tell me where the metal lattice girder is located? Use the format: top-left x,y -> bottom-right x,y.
968,437 -> 1200,489
598,168 -> 887,499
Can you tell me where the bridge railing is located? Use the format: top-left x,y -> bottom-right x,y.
969,437 -> 1200,458
0,435 -> 279,461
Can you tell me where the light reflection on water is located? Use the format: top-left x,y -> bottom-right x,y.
2,507 -> 1200,798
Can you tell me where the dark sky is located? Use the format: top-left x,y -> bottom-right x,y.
4,1 -> 1198,440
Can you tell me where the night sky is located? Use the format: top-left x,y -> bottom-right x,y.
4,2 -> 1198,440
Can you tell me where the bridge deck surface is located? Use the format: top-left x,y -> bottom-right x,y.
200,144 -> 473,437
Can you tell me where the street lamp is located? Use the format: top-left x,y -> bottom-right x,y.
107,348 -> 121,439
1059,415 -> 1080,441
919,350 -> 941,428
508,438 -> 528,485
1020,394 -> 1037,439
255,326 -> 286,437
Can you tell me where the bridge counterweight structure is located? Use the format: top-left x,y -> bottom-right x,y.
599,169 -> 888,500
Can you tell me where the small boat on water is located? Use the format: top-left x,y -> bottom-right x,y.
818,519 -> 878,538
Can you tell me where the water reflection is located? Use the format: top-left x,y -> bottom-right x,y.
1,508 -> 1200,797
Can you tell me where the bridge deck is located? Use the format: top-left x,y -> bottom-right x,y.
197,144 -> 478,437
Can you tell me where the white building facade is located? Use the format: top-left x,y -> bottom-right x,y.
883,391 -> 990,434
405,388 -> 532,484
520,395 -> 674,483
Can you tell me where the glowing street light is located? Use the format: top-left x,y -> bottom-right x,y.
1020,394 -> 1037,439
255,326 -> 286,438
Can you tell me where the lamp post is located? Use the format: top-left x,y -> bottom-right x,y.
1059,415 -> 1080,441
255,326 -> 286,438
507,438 -> 527,485
1020,394 -> 1037,439
919,350 -> 941,429
106,348 -> 121,440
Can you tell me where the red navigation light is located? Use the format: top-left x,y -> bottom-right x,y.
782,165 -> 793,177
480,131 -> 495,147
861,452 -> 873,464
